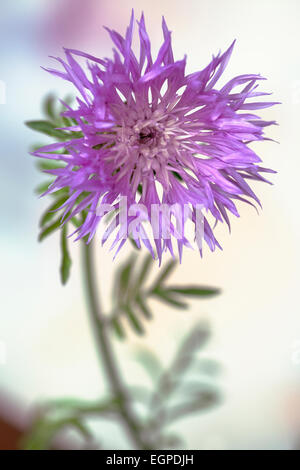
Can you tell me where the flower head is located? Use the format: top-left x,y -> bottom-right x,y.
34,11 -> 277,262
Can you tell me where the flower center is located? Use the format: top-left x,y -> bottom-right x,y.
115,107 -> 179,160
108,102 -> 186,192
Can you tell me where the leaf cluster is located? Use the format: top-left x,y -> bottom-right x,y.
108,254 -> 220,338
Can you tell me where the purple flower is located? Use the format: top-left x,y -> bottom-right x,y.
34,11 -> 277,263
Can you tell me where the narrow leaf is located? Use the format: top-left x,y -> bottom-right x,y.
43,94 -> 56,121
34,181 -> 52,195
129,237 -> 141,250
25,120 -> 69,140
135,348 -> 163,382
70,216 -> 81,229
37,160 -> 66,171
111,318 -> 126,340
153,289 -> 188,309
136,294 -> 152,319
166,389 -> 219,423
40,195 -> 69,227
114,254 -> 136,304
123,305 -> 145,335
137,254 -> 153,288
151,258 -> 177,291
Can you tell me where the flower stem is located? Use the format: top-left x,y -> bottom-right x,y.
82,241 -> 151,450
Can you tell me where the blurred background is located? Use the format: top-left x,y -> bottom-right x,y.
1,0 -> 300,450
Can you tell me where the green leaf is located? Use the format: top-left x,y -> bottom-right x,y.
137,254 -> 153,288
128,386 -> 153,403
39,218 -> 61,242
108,253 -> 154,338
158,433 -> 183,449
22,416 -> 91,450
135,348 -> 163,382
120,256 -> 135,291
114,254 -> 136,304
152,289 -> 188,309
71,216 -> 82,229
177,325 -> 210,361
60,225 -> 72,285
43,94 -> 56,121
123,305 -> 144,335
25,120 -> 69,140
40,195 -> 69,227
129,237 -> 141,250
197,358 -> 221,375
167,286 -> 221,297
166,389 -> 220,423
30,142 -> 48,152
42,396 -> 119,415
151,258 -> 177,291
61,116 -> 73,128
136,294 -> 152,319
130,254 -> 153,304
111,317 -> 126,340
34,181 -> 52,195
37,160 -> 66,171
49,187 -> 69,198
62,94 -> 74,107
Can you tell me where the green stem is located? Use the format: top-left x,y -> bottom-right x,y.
82,241 -> 151,450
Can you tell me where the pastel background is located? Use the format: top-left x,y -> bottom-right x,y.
1,0 -> 300,449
